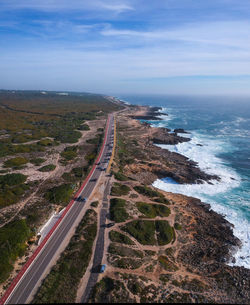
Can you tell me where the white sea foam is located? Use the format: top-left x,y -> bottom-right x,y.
151,124 -> 250,268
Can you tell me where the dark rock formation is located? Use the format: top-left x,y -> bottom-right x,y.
173,128 -> 189,134
152,127 -> 190,145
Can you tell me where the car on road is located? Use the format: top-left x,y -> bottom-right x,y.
90,178 -> 97,182
106,223 -> 115,228
99,264 -> 106,273
82,197 -> 87,203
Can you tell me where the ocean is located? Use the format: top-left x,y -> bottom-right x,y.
118,94 -> 250,269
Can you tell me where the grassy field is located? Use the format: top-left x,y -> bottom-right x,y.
110,198 -> 129,223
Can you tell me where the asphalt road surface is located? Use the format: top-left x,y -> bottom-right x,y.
81,179 -> 111,303
2,114 -> 114,305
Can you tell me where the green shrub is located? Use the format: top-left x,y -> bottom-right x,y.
136,202 -> 170,218
0,173 -> 27,186
110,198 -> 129,223
155,220 -> 174,245
71,166 -> 87,178
109,231 -> 134,245
114,171 -> 128,181
121,220 -> 156,245
133,185 -> 162,198
37,138 -> 53,146
111,183 -> 130,196
38,164 -> 56,172
30,158 -> 46,166
78,124 -> 90,131
91,201 -> 99,207
154,197 -> 171,205
60,150 -> 77,161
4,157 -> 28,168
44,183 -> 75,205
0,219 -> 30,283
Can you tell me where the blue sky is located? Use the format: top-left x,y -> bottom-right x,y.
0,0 -> 250,95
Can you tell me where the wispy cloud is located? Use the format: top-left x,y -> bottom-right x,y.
0,0 -> 134,13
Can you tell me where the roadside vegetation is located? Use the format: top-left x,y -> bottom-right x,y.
0,219 -> 31,283
44,183 -> 75,206
32,209 -> 97,304
110,198 -> 129,223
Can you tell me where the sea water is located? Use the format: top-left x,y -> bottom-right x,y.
119,94 -> 250,269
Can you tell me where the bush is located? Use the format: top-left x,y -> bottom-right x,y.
0,220 -> 30,283
44,183 -> 75,205
110,198 -> 129,223
60,150 -> 77,161
91,201 -> 99,207
0,173 -> 27,186
30,158 -> 46,166
133,185 -> 162,198
4,157 -> 28,168
78,124 -> 90,131
71,166 -> 87,178
136,202 -> 170,218
37,138 -> 53,146
114,171 -> 128,181
110,183 -> 130,196
155,220 -> 174,245
121,220 -> 156,245
109,231 -> 134,245
38,164 -> 56,172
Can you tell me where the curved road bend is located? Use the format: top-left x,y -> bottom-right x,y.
1,114 -> 115,305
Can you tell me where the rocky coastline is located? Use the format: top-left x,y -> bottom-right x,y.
106,103 -> 250,303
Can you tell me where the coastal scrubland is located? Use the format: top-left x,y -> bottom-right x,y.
89,105 -> 250,304
0,90 -> 121,293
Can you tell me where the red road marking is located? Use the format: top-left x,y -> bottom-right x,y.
0,115 -> 111,305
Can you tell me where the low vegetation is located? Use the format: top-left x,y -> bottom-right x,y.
0,173 -> 29,208
109,230 -> 134,245
33,209 -> 97,303
108,243 -> 143,258
113,171 -> 128,181
136,202 -> 170,218
38,164 -> 56,172
30,158 -> 46,166
4,157 -> 28,168
110,182 -> 130,196
44,183 -> 75,205
60,146 -> 78,161
0,219 -> 31,283
121,219 -> 175,245
133,185 -> 163,199
155,220 -> 175,245
121,220 -> 157,245
110,198 -> 129,223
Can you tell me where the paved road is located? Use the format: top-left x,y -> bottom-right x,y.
1,114 -> 115,305
81,179 -> 111,303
